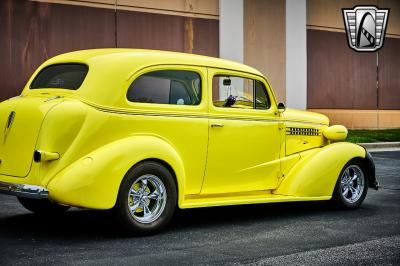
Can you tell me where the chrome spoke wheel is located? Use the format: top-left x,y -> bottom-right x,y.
340,165 -> 365,204
128,174 -> 167,223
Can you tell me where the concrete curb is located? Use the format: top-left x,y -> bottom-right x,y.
358,142 -> 400,152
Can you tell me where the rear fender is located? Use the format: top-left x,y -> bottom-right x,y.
47,135 -> 184,209
275,142 -> 366,197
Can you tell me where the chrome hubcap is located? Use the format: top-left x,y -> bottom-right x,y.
340,165 -> 365,203
128,174 -> 167,223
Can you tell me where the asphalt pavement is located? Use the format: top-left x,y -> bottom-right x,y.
0,151 -> 399,265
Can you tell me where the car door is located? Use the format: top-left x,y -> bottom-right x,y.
201,68 -> 283,195
124,66 -> 209,195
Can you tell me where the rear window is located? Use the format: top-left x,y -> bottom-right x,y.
30,64 -> 88,90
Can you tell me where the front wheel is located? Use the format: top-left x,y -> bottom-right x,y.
331,159 -> 368,209
114,161 -> 177,235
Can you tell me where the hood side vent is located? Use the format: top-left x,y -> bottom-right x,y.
286,127 -> 320,136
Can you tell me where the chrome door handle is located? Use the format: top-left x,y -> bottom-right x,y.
211,123 -> 224,128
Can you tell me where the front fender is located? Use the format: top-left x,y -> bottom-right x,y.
364,150 -> 379,190
275,142 -> 366,197
47,135 -> 185,209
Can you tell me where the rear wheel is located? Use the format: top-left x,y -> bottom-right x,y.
17,197 -> 70,215
332,159 -> 368,209
114,161 -> 177,235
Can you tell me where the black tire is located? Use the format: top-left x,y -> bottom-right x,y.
114,161 -> 177,235
331,159 -> 368,209
17,197 -> 70,215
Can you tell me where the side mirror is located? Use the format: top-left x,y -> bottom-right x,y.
223,78 -> 231,86
277,102 -> 286,113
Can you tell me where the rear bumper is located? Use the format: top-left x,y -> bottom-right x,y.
0,181 -> 49,199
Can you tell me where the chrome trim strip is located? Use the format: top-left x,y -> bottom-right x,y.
90,105 -> 327,126
44,95 -> 63,102
0,181 -> 49,199
72,97 -> 328,126
94,106 -> 281,123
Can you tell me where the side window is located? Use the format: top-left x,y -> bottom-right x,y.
212,75 -> 270,109
127,70 -> 201,105
255,80 -> 270,109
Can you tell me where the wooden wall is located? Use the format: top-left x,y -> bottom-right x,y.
307,0 -> 377,30
307,0 -> 400,128
378,37 -> 400,110
116,10 -> 218,56
307,30 -> 377,109
0,0 -> 219,101
33,0 -> 219,19
0,0 -> 116,101
244,0 -> 286,103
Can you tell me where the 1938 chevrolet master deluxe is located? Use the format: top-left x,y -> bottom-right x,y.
0,49 -> 378,234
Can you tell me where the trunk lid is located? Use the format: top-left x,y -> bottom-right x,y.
0,95 -> 62,177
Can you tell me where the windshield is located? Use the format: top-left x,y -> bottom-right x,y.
30,64 -> 88,90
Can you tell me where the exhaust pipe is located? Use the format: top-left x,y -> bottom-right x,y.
33,150 -> 60,162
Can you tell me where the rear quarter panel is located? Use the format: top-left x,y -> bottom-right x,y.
47,135 -> 186,209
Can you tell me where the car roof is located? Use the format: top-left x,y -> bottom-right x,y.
23,49 -> 269,108
45,48 -> 263,76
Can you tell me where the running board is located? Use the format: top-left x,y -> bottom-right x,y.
181,191 -> 331,209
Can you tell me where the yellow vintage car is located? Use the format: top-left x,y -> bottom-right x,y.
0,49 -> 378,234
